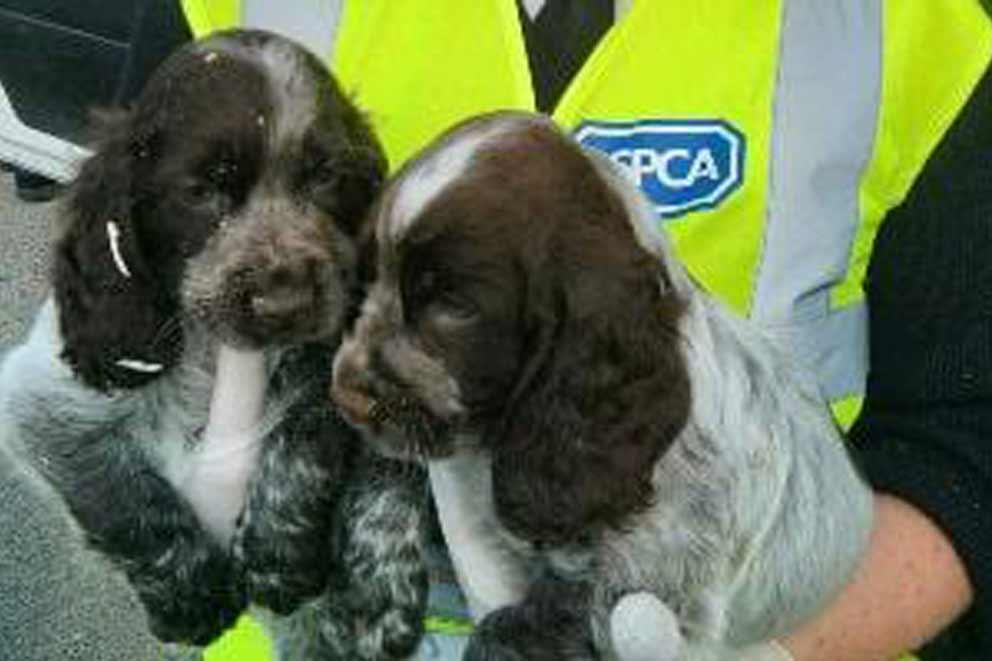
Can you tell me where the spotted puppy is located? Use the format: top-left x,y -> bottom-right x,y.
0,30 -> 428,659
331,111 -> 873,660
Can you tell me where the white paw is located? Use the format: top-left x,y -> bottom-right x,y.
610,591 -> 683,661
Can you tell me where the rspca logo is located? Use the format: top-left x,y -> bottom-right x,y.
574,119 -> 745,219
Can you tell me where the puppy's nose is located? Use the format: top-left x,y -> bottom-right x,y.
250,259 -> 321,323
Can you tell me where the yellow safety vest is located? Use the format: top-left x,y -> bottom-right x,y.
181,2 -> 992,659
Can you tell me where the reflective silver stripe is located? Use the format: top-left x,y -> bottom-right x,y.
762,301 -> 868,402
751,0 -> 882,401
242,0 -> 344,60
242,0 -> 632,63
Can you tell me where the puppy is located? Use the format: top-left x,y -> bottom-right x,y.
0,30 -> 428,659
331,111 -> 873,660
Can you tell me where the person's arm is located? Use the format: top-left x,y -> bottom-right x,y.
780,47 -> 992,661
780,493 -> 973,660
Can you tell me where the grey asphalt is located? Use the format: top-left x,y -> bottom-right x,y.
0,172 -> 168,661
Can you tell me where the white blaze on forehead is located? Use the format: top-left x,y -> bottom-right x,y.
254,39 -> 318,142
386,117 -> 528,242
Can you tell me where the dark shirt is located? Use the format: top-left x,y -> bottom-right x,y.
850,45 -> 992,661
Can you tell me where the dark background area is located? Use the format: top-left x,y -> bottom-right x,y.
0,0 -> 189,145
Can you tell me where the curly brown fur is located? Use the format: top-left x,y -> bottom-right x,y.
1,30 -> 429,658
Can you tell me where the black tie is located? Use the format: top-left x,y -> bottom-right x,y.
518,0 -> 614,113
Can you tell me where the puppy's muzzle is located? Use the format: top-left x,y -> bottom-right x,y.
220,217 -> 337,342
245,257 -> 324,330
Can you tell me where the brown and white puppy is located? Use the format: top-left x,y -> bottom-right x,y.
1,30 -> 428,659
331,111 -> 873,660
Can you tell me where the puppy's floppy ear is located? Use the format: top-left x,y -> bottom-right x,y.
54,110 -> 182,391
491,247 -> 691,546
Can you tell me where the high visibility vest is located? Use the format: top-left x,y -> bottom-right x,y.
181,2 -> 992,659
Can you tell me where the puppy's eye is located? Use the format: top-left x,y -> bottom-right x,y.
184,181 -> 214,203
185,159 -> 238,203
433,292 -> 478,323
181,179 -> 232,218
306,161 -> 348,206
305,157 -> 340,188
208,160 -> 239,188
311,159 -> 338,182
411,270 -> 478,324
302,156 -> 381,235
411,268 -> 439,301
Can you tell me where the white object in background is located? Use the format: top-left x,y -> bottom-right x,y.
0,81 -> 90,182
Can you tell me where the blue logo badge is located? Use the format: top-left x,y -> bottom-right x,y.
574,119 -> 746,219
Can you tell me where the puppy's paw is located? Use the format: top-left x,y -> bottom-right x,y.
274,594 -> 422,661
465,602 -> 596,661
353,604 -> 425,660
131,549 -> 246,646
464,629 -> 528,661
233,518 -> 330,615
232,433 -> 341,614
610,591 -> 683,661
328,562 -> 427,660
334,475 -> 431,659
142,591 -> 244,647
